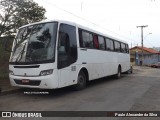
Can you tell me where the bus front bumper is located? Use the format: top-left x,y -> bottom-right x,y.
9,74 -> 59,89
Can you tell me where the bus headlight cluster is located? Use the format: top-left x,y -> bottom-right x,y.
40,69 -> 53,76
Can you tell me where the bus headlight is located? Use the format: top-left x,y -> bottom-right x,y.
9,70 -> 14,75
40,69 -> 53,76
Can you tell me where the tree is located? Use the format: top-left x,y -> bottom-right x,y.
0,0 -> 46,37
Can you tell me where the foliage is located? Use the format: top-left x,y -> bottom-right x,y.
0,36 -> 14,81
0,0 -> 46,37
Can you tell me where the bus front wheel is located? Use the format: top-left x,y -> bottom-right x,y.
73,71 -> 86,90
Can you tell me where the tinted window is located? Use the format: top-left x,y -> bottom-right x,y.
11,22 -> 58,64
106,38 -> 114,51
121,43 -> 126,53
98,36 -> 105,50
58,32 -> 70,54
93,35 -> 99,49
80,30 -> 94,48
58,24 -> 77,69
114,41 -> 120,52
125,44 -> 129,53
79,30 -> 83,47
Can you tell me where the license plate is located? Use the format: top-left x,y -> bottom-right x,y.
22,79 -> 30,84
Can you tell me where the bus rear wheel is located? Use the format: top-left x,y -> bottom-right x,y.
115,66 -> 121,79
73,71 -> 86,90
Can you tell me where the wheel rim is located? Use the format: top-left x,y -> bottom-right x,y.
118,68 -> 121,77
118,71 -> 120,77
78,75 -> 84,86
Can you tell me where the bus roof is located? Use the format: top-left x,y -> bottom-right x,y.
19,19 -> 128,44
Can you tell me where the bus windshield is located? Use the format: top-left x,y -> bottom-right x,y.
10,22 -> 58,64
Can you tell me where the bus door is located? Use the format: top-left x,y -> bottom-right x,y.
57,24 -> 77,87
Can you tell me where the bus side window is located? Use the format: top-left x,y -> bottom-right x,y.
78,29 -> 83,47
98,36 -> 105,50
114,41 -> 120,52
93,34 -> 99,49
110,40 -> 114,51
82,31 -> 94,49
121,43 -> 126,53
58,24 -> 77,69
58,32 -> 69,54
125,44 -> 129,53
105,38 -> 110,51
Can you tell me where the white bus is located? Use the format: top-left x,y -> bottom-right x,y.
8,20 -> 130,90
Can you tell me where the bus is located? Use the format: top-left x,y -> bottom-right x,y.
8,19 -> 131,90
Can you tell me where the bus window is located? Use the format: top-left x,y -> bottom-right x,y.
58,24 -> 77,69
110,39 -> 114,51
98,36 -> 105,50
58,32 -> 69,54
93,34 -> 99,49
82,31 -> 94,49
125,44 -> 129,53
121,43 -> 126,53
105,38 -> 110,50
78,29 -> 83,47
114,41 -> 120,52
106,38 -> 114,51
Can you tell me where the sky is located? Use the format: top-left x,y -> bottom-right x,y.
34,0 -> 160,48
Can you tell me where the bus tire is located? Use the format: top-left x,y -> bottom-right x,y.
73,71 -> 86,90
115,66 -> 121,79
